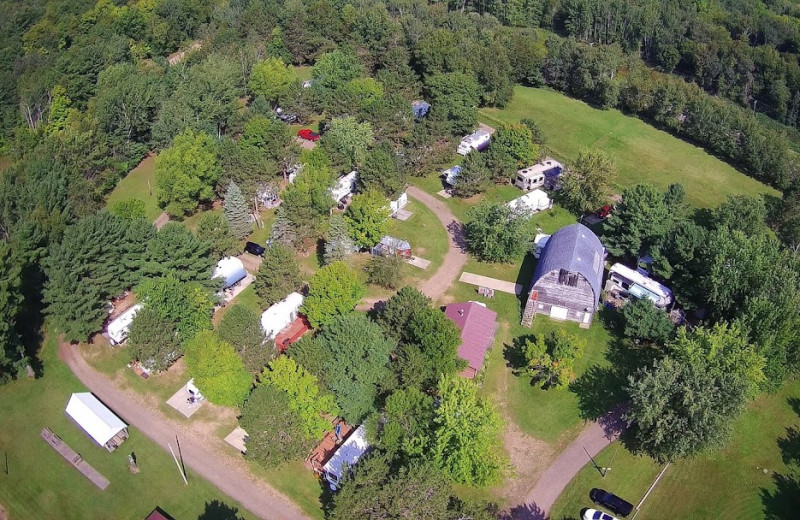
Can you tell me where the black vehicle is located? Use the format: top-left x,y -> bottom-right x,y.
244,241 -> 265,256
589,489 -> 633,518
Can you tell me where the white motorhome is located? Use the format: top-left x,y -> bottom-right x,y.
323,425 -> 370,491
456,129 -> 491,155
605,263 -> 674,309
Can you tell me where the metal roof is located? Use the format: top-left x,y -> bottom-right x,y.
65,393 -> 127,447
532,223 -> 604,302
444,302 -> 498,375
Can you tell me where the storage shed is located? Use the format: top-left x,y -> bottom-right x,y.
65,393 -> 129,452
445,302 -> 499,379
261,292 -> 305,339
212,257 -> 248,289
371,235 -> 411,258
507,189 -> 552,216
107,304 -> 143,346
522,223 -> 604,328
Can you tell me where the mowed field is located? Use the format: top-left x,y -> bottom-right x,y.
550,378 -> 800,520
0,332 -> 256,520
105,154 -> 162,221
480,87 -> 780,208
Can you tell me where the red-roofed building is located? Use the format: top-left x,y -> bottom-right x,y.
444,302 -> 499,379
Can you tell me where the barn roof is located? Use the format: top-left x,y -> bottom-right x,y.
532,223 -> 604,302
444,302 -> 498,375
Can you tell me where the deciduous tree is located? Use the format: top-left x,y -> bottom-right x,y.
464,201 -> 530,263
321,116 -> 374,171
217,305 -> 271,373
453,152 -> 491,198
110,198 -> 147,220
184,330 -> 252,406
366,255 -> 404,290
424,72 -> 481,136
345,189 -> 390,248
127,307 -> 181,372
358,143 -> 406,198
559,148 -> 615,215
375,286 -> 432,341
155,129 -> 221,217
485,123 -> 538,183
602,183 -> 672,258
136,275 -> 214,341
301,262 -> 365,328
521,329 -> 586,389
248,58 -> 298,108
620,298 -> 675,345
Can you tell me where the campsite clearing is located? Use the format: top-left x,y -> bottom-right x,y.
480,86 -> 779,208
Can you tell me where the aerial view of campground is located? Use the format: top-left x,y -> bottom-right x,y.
2,1 -> 800,520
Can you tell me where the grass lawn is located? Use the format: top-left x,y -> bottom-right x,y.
295,66 -> 313,82
550,378 -> 800,520
105,154 -> 162,222
0,332 -> 256,520
480,86 -> 780,208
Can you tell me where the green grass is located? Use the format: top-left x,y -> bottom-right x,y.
0,332 -> 256,520
551,378 -> 800,520
105,154 -> 162,221
295,66 -> 313,82
480,86 -> 780,208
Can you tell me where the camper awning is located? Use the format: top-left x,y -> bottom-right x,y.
65,393 -> 127,447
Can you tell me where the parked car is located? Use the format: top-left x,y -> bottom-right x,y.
297,128 -> 320,141
244,241 -> 265,256
595,205 -> 613,219
582,508 -> 618,520
276,110 -> 297,123
590,489 -> 634,517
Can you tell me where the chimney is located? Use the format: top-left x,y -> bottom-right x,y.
458,309 -> 464,316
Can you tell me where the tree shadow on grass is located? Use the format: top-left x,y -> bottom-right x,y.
761,397 -> 800,519
197,500 -> 245,520
499,502 -> 546,520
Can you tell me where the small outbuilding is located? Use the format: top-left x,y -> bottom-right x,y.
107,304 -> 143,346
331,171 -> 358,204
514,158 -> 564,191
65,393 -> 129,452
507,189 -> 552,216
605,263 -> 673,309
212,257 -> 248,289
522,223 -> 605,328
371,235 -> 411,258
457,129 -> 491,155
445,302 -> 499,379
261,292 -> 305,339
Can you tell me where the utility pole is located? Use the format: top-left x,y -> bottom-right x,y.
168,443 -> 188,485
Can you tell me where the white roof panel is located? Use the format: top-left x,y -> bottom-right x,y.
261,292 -> 304,338
65,393 -> 127,447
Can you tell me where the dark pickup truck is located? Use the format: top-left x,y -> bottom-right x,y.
590,488 -> 634,518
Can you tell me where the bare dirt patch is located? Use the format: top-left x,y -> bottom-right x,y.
502,420 -> 557,504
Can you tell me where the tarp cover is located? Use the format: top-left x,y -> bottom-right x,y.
65,393 -> 127,447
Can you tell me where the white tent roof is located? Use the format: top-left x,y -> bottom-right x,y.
212,256 -> 248,288
65,393 -> 127,447
107,304 -> 142,344
331,171 -> 358,202
507,189 -> 551,214
323,425 -> 369,481
261,292 -> 304,339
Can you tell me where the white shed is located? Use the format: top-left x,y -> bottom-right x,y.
331,171 -> 358,203
507,189 -> 552,215
107,304 -> 142,346
261,292 -> 305,339
323,425 -> 370,490
212,256 -> 248,289
65,393 -> 129,452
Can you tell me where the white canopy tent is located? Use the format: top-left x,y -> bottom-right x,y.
507,189 -> 552,215
107,304 -> 142,345
261,292 -> 304,339
65,393 -> 128,451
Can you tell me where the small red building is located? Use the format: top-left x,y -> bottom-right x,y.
444,302 -> 499,379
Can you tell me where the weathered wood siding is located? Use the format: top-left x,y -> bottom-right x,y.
522,269 -> 597,327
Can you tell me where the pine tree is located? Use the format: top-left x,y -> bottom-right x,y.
270,208 -> 298,247
324,214 -> 354,264
0,242 -> 26,383
253,244 -> 303,308
224,181 -> 253,239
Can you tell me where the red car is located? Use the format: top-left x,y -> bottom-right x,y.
595,204 -> 612,219
297,128 -> 320,141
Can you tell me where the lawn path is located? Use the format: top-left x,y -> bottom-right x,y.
505,408 -> 627,520
58,341 -> 309,520
405,186 -> 467,303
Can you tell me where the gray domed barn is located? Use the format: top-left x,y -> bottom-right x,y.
521,223 -> 605,328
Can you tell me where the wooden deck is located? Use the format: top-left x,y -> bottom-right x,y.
305,419 -> 353,475
41,428 -> 110,490
274,316 -> 311,353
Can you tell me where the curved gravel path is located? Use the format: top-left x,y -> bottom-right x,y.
58,341 -> 309,520
405,186 -> 468,302
505,408 -> 627,520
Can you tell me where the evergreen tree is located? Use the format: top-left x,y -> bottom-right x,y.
0,242 -> 26,382
376,286 -> 432,341
269,208 -> 298,247
224,182 -> 253,239
453,151 -> 491,198
253,244 -> 303,308
324,214 -> 354,264
142,223 -> 216,288
196,212 -> 240,258
136,275 -> 214,341
217,305 -> 272,374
